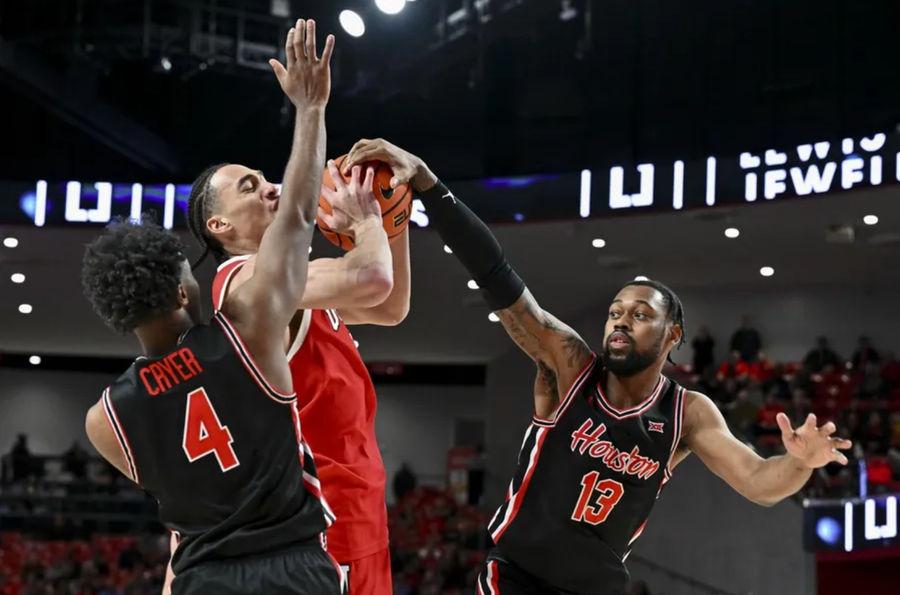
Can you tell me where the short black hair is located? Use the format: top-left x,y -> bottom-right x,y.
621,278 -> 686,355
187,163 -> 230,268
82,215 -> 187,334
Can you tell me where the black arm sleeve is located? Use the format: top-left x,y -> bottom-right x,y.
419,181 -> 525,311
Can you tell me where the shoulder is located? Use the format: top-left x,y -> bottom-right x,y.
212,255 -> 255,310
680,389 -> 726,440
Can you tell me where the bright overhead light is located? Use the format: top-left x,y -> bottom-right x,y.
160,57 -> 172,72
10,273 -> 25,284
3,237 -> 18,248
467,280 -> 479,290
339,10 -> 365,37
724,227 -> 740,238
634,275 -> 649,281
28,355 -> 41,365
759,266 -> 775,277
443,245 -> 453,254
375,0 -> 406,14
863,214 -> 879,226
353,340 -> 359,348
18,303 -> 33,314
488,313 -> 500,322
591,238 -> 606,248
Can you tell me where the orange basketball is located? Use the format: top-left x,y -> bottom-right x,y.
317,154 -> 412,250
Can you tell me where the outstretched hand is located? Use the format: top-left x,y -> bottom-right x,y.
269,18 -> 335,110
777,412 -> 852,469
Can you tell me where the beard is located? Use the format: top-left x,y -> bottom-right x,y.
603,329 -> 666,377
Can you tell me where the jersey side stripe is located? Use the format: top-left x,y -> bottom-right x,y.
101,388 -> 139,484
665,387 -> 686,476
489,426 -> 548,543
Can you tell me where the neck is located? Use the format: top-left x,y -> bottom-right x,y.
134,314 -> 193,358
605,363 -> 663,407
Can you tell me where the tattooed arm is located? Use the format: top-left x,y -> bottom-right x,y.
498,289 -> 594,419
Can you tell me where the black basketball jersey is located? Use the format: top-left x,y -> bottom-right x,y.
487,355 -> 685,595
101,312 -> 334,575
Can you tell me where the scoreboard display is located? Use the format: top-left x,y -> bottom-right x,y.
803,494 -> 898,553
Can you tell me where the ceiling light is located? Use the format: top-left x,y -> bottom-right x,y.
29,355 -> 41,365
759,266 -> 774,277
634,275 -> 648,281
863,214 -> 879,226
160,57 -> 172,72
467,280 -> 479,290
375,0 -> 406,15
488,313 -> 500,322
724,227 -> 740,238
339,10 -> 366,37
10,273 -> 25,284
3,237 -> 18,248
591,238 -> 606,248
443,245 -> 453,254
18,303 -> 33,314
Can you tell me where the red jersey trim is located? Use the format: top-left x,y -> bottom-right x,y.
477,560 -> 500,595
286,309 -> 313,361
101,387 -> 139,484
594,375 -> 665,420
213,255 -> 252,311
214,312 -> 296,404
665,386 -> 686,478
489,425 -> 549,543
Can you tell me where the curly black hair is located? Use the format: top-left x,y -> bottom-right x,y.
622,278 -> 686,362
187,163 -> 230,268
82,215 -> 187,334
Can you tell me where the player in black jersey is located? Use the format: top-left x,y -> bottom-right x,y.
80,19 -> 349,595
343,140 -> 853,595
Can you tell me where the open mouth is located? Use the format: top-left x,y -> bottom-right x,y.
609,332 -> 632,349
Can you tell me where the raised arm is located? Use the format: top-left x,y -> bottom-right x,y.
345,139 -> 592,417
681,391 -> 852,506
222,19 -> 332,346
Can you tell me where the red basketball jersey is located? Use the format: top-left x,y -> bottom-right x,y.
212,255 -> 388,562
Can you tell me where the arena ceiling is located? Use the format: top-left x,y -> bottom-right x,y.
0,185 -> 897,363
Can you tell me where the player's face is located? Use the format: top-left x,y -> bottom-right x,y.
207,164 -> 281,249
602,285 -> 672,377
178,260 -> 203,325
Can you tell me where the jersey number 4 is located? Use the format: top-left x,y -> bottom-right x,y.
182,388 -> 240,472
571,471 -> 624,525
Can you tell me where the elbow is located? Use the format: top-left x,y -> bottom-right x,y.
378,298 -> 410,326
354,266 -> 394,308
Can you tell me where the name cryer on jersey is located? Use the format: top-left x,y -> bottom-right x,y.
139,347 -> 204,396
569,418 -> 662,481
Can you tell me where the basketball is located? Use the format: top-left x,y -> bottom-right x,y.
317,153 -> 412,250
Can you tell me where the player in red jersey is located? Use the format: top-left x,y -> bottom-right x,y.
183,151 -> 407,593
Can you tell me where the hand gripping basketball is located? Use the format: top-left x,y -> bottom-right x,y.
318,154 -> 412,250
318,161 -> 379,240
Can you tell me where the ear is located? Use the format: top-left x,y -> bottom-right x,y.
206,214 -> 231,237
176,283 -> 190,309
669,323 -> 684,348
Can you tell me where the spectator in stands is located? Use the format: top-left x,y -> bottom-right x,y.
881,351 -> 900,386
730,315 -> 762,363
785,388 -> 812,426
749,350 -> 774,383
717,350 -> 750,383
803,336 -> 841,373
63,441 -> 89,480
393,462 -> 418,503
755,393 -> 786,455
856,361 -> 888,400
851,336 -> 881,371
865,446 -> 894,493
691,326 -> 715,375
724,389 -> 760,438
861,410 -> 891,454
840,410 -> 865,447
9,433 -> 37,482
763,362 -> 791,401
